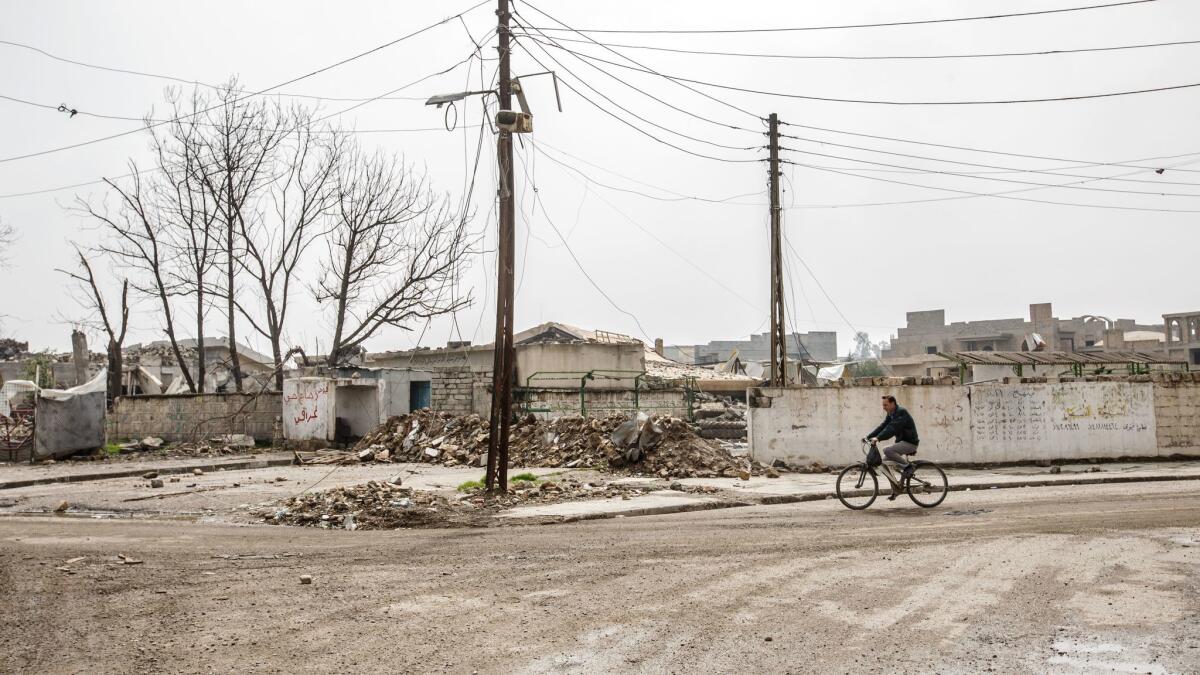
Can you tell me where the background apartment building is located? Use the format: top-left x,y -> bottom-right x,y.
882,303 -> 1163,358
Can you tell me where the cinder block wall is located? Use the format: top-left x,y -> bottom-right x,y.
110,393 -> 282,443
1154,375 -> 1200,450
521,388 -> 689,420
431,367 -> 488,416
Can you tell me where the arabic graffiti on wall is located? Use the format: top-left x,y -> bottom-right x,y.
282,380 -> 333,441
971,382 -> 1155,456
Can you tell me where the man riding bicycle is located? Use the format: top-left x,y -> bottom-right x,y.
864,394 -> 920,500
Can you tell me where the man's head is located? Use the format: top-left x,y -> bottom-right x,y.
881,394 -> 898,413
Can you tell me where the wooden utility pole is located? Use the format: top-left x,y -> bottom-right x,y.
485,0 -> 516,493
767,113 -> 787,387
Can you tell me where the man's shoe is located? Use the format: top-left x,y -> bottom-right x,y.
886,485 -> 901,501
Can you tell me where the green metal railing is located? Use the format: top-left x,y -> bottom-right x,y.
519,369 -> 697,420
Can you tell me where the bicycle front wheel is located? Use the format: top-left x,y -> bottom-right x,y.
836,463 -> 878,510
907,461 -> 948,508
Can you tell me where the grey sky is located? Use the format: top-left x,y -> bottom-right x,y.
1,0 -> 1197,359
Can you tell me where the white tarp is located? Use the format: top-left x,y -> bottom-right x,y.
0,380 -> 39,418
39,368 -> 108,400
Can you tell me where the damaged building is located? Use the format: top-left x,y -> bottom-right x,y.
880,302 -> 1167,377
664,330 -> 838,366
365,321 -> 756,424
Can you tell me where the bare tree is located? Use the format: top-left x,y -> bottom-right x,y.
235,112 -> 343,388
79,167 -> 197,392
316,145 -> 471,366
0,217 -> 14,269
152,89 -> 223,391
57,248 -> 129,407
189,83 -> 288,392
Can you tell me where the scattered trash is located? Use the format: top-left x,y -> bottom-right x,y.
299,574 -> 312,585
142,471 -> 159,479
149,478 -> 164,488
54,501 -> 70,513
117,554 -> 143,565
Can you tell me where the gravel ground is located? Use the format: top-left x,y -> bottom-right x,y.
1,481 -> 1198,673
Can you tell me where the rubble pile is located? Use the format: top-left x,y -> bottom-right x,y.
694,397 -> 748,440
97,434 -> 261,462
345,410 -> 761,478
265,476 -> 719,530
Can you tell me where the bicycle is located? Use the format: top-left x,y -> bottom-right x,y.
835,440 -> 948,510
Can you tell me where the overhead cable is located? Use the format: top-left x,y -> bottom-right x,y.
509,16 -> 758,133
510,39 -> 762,164
780,145 -> 1200,198
512,33 -> 760,151
515,2 -> 759,120
779,134 -> 1200,191
780,120 -> 1200,174
0,0 -> 489,164
511,34 -> 1200,61
787,160 -> 1200,213
517,1 -> 1156,34
526,39 -> 1200,106
0,38 -> 435,102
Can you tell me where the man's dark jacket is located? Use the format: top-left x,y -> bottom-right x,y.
869,405 -> 920,446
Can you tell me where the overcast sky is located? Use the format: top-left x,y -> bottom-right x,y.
1,0 -> 1197,359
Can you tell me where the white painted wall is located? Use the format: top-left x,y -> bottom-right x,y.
750,381 -> 1167,466
283,378 -> 334,442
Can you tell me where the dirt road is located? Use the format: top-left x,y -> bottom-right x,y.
2,481 -> 1198,673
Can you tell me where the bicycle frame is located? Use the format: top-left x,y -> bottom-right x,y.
857,441 -> 930,491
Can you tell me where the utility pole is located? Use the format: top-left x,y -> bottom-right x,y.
485,0 -> 516,493
767,113 -> 787,387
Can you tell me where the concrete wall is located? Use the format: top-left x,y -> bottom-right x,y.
111,393 -> 281,443
283,378 -> 333,442
749,376 -> 1200,466
335,385 -> 379,437
515,342 -> 645,390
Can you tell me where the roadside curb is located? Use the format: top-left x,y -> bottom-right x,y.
0,457 -> 295,491
527,472 -> 1200,523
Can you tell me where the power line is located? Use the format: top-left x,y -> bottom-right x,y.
778,136 -> 1200,195
518,1 -> 1157,34
786,152 -> 1200,209
525,39 -> 1200,105
0,52 -> 491,200
513,34 -> 1200,61
510,38 -> 762,164
511,32 -> 760,152
0,0 -> 489,164
531,138 -> 764,314
535,141 -> 764,204
787,160 -> 1200,213
515,2 -> 760,120
780,120 -> 1200,174
0,38 -> 436,102
509,16 -> 758,133
520,145 -> 655,342
782,144 -> 1200,196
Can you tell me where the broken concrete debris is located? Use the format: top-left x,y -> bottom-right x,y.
302,409 -> 763,479
264,476 -> 719,531
299,574 -> 312,585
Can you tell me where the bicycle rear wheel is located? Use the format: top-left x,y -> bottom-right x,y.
836,463 -> 878,510
906,461 -> 948,508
